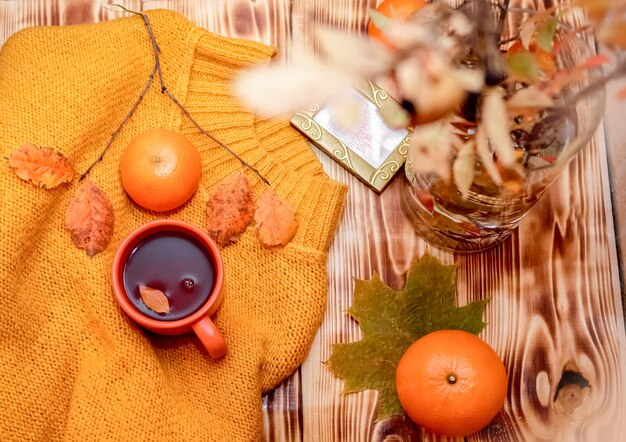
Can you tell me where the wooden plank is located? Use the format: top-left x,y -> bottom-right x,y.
0,1 -> 18,44
603,66 -> 626,320
289,1 -> 626,441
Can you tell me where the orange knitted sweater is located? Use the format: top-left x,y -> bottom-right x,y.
0,10 -> 346,441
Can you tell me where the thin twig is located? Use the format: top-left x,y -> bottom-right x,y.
495,0 -> 511,41
83,4 -> 270,186
498,34 -> 519,46
129,5 -> 270,186
80,64 -> 157,179
565,60 -> 626,107
540,59 -> 626,125
136,13 -> 165,91
161,88 -> 269,186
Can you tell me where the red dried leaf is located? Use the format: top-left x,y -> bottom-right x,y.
414,189 -> 434,213
579,54 -> 610,70
254,189 -> 298,248
139,286 -> 170,314
205,171 -> 255,247
65,180 -> 114,257
8,143 -> 75,188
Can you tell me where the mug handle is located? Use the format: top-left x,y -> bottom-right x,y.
192,317 -> 227,358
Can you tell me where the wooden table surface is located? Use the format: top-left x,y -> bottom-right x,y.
2,1 -> 625,441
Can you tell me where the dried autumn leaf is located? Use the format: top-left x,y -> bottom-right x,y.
65,180 -> 114,258
540,54 -> 609,97
139,285 -> 170,314
476,124 -> 503,186
482,88 -> 516,168
519,18 -> 538,50
453,141 -> 475,200
407,120 -> 453,182
507,51 -> 540,83
8,144 -> 75,189
396,54 -> 467,124
536,16 -> 557,52
254,189 -> 298,248
206,172 -> 255,247
579,54 -> 611,70
507,87 -> 555,122
518,6 -> 558,49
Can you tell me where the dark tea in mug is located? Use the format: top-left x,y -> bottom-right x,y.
122,231 -> 216,321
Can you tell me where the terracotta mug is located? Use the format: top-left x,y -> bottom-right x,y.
111,220 -> 227,358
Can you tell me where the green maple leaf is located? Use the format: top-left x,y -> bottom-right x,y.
507,51 -> 540,83
536,16 -> 558,53
326,253 -> 488,421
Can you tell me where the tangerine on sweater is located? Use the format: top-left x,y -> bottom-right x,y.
0,10 -> 346,441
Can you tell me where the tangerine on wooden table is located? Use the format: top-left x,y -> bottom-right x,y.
120,128 -> 201,212
367,0 -> 427,46
395,329 -> 508,437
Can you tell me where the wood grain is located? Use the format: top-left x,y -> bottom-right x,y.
1,1 -> 624,441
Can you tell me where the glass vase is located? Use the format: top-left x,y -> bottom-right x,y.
400,13 -> 606,253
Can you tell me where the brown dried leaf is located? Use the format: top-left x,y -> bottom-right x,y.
542,54 -> 609,96
65,180 -> 114,257
452,141 -> 476,200
520,18 -> 538,50
139,286 -> 170,314
482,88 -> 516,167
507,87 -> 554,122
206,172 -> 255,247
518,6 -> 558,49
8,144 -> 75,189
254,189 -> 298,248
407,120 -> 453,182
475,124 -> 503,186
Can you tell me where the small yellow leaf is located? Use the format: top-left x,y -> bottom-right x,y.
139,286 -> 170,314
8,144 -> 75,189
254,189 -> 298,248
